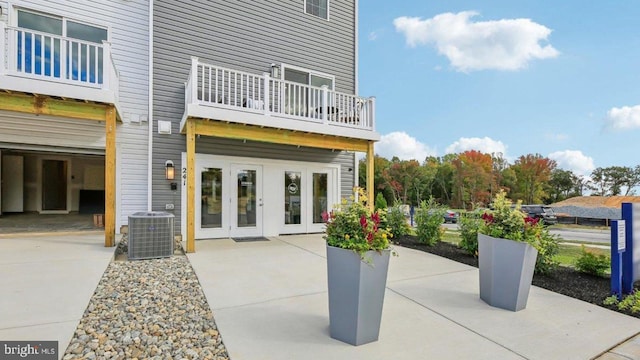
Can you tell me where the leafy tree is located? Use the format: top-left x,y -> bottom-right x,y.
431,156 -> 455,205
589,166 -> 639,196
511,154 -> 556,204
452,150 -> 493,209
359,155 -> 393,203
548,169 -> 579,203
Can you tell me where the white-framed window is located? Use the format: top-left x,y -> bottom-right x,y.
13,8 -> 108,83
280,64 -> 335,117
305,0 -> 329,20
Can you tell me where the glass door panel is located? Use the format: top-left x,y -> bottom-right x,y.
196,164 -> 227,239
201,168 -> 222,229
236,169 -> 257,228
231,165 -> 262,237
312,173 -> 328,224
284,171 -> 302,225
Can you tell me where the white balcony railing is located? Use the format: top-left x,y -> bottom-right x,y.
0,23 -> 119,101
185,57 -> 375,131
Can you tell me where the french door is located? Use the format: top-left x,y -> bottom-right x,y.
196,162 -> 263,239
230,164 -> 263,238
281,168 -> 334,234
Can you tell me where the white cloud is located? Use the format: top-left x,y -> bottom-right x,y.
393,11 -> 559,72
445,137 -> 507,155
548,150 -> 595,176
376,132 -> 436,161
368,31 -> 378,41
605,105 -> 640,130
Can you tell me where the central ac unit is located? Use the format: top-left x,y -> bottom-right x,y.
128,211 -> 174,260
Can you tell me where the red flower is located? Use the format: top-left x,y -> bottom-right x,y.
481,213 -> 494,224
360,214 -> 368,228
525,217 -> 539,225
321,211 -> 329,223
366,232 -> 373,244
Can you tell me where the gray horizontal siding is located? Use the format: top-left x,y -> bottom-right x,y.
153,0 -> 355,93
152,0 -> 357,233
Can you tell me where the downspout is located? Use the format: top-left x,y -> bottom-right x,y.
147,0 -> 153,211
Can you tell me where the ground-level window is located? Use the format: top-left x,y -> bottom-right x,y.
15,9 -> 108,83
305,0 -> 329,20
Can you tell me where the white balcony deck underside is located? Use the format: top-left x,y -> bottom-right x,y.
0,74 -> 117,105
181,103 -> 380,142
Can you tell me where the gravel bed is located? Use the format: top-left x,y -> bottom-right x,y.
551,205 -> 620,219
63,244 -> 229,359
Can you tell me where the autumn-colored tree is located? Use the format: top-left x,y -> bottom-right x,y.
382,159 -> 423,204
452,150 -> 493,208
511,154 -> 556,204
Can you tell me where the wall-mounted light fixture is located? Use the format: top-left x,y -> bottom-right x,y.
165,160 -> 175,180
270,63 -> 280,78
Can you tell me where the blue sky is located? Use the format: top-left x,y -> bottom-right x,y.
358,1 -> 640,176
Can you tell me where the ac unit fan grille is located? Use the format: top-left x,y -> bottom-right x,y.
128,212 -> 174,260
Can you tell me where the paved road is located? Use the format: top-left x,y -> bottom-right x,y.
442,223 -> 610,245
549,228 -> 610,244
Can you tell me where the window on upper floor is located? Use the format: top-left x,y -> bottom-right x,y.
305,0 -> 329,20
281,65 -> 334,117
15,9 -> 108,84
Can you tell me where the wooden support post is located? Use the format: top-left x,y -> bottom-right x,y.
105,105 -> 116,247
367,141 -> 374,210
186,119 -> 196,253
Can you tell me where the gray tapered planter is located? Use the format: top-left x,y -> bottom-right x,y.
326,245 -> 390,346
478,234 -> 538,312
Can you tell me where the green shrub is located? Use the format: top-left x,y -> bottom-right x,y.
374,193 -> 388,212
479,191 -> 559,275
603,292 -> 640,314
575,246 -> 610,277
458,216 -> 482,256
414,197 -> 445,246
533,229 -> 560,275
387,202 -> 411,238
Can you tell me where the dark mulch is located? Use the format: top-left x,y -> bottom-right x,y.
394,235 -> 637,318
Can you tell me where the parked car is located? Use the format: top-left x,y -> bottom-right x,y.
520,205 -> 557,225
443,210 -> 459,223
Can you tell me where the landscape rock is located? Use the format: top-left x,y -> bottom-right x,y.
63,240 -> 229,359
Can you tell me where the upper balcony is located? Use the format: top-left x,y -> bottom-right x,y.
0,23 -> 119,107
181,57 -> 379,142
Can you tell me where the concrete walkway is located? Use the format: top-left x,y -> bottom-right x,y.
0,232 -> 113,359
188,235 -> 640,360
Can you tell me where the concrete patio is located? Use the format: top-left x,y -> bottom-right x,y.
0,232 -> 113,357
188,234 -> 640,360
